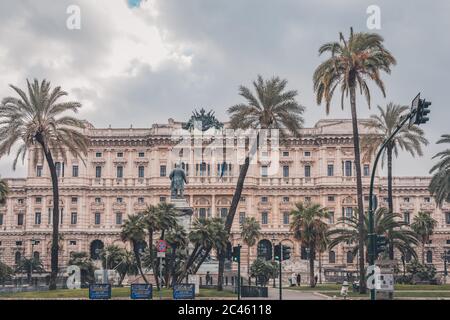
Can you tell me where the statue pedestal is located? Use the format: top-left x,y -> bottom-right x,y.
170,198 -> 193,232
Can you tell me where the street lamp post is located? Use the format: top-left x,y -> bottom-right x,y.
30,239 -> 37,286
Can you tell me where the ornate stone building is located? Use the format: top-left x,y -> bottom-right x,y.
0,119 -> 449,279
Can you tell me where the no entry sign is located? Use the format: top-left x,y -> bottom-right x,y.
156,239 -> 167,253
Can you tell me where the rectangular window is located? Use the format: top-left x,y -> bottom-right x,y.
199,208 -> 207,219
138,166 -> 145,178
116,197 -> 123,203
424,197 -> 431,203
95,166 -> 102,178
283,196 -> 289,203
445,212 -> 450,224
160,196 -> 166,203
304,165 -> 311,177
94,212 -> 101,225
138,152 -> 145,158
404,197 -> 410,203
327,164 -> 334,177
261,165 -> 268,177
283,165 -> 289,178
55,162 -> 64,177
95,197 -> 101,204
304,151 -> 311,157
36,165 -> 43,177
117,152 -> 123,158
283,212 -> 290,225
404,212 -> 410,225
305,196 -> 311,203
69,240 -> 77,246
328,195 -> 335,202
0,214 -> 3,225
282,151 -> 289,157
363,164 -> 370,177
261,212 -> 268,225
18,198 -> 24,205
71,197 -> 78,204
96,152 -> 102,158
71,212 -> 77,225
344,207 -> 353,218
239,212 -> 246,224
138,197 -> 145,204
117,166 -> 123,178
35,197 -> 42,204
261,196 -> 268,203
160,165 -> 166,177
220,208 -> 228,220
345,161 -> 352,177
72,165 -> 79,177
17,214 -> 24,226
35,212 -> 41,225
328,211 -> 335,224
116,213 -> 123,225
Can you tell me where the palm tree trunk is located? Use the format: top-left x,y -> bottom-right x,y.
247,246 -> 251,278
217,249 -> 225,291
387,145 -> 395,260
35,135 -> 60,291
217,156 -> 251,290
178,244 -> 200,282
349,86 -> 366,294
422,241 -> 425,264
309,245 -> 315,288
148,230 -> 160,289
318,252 -> 322,284
132,240 -> 149,284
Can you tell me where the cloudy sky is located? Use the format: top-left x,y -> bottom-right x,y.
0,0 -> 449,178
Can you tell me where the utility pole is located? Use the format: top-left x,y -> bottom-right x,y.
368,93 -> 431,300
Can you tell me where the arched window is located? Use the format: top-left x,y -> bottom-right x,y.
329,250 -> 336,264
15,251 -> 21,264
426,250 -> 433,263
90,240 -> 104,260
346,251 -> 354,263
257,240 -> 273,261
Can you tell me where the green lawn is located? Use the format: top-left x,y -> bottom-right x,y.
0,287 -> 236,299
285,283 -> 450,291
319,291 -> 450,299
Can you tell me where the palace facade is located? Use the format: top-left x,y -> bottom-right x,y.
1,118 -> 449,279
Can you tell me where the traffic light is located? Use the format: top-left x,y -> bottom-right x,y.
376,235 -> 388,256
282,245 -> 291,260
232,245 -> 241,263
274,244 -> 281,261
410,93 -> 431,126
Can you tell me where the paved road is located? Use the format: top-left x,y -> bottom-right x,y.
242,288 -> 329,300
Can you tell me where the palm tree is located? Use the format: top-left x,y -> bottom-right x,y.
120,214 -> 149,284
68,252 -> 96,285
361,103 -> 428,258
313,28 -> 396,292
0,179 -> 8,204
0,79 -> 89,289
222,75 -> 304,288
429,134 -> 450,206
328,208 -> 419,262
241,217 -> 261,278
15,257 -> 45,285
290,202 -> 329,287
411,211 -> 437,264
157,203 -> 178,240
166,224 -> 188,287
142,205 -> 161,287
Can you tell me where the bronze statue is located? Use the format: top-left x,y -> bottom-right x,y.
169,163 -> 188,199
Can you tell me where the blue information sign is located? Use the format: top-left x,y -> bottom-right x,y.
173,284 -> 195,300
131,284 -> 153,299
89,284 -> 111,300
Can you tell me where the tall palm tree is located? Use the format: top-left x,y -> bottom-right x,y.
411,211 -> 437,264
361,103 -> 428,258
290,202 -> 329,288
166,224 -> 188,287
313,28 -> 396,292
0,79 -> 89,289
429,134 -> 450,206
328,208 -> 419,262
142,205 -> 161,287
222,75 -> 304,289
241,217 -> 261,277
0,179 -> 8,204
120,214 -> 149,284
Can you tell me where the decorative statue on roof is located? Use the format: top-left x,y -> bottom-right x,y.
182,108 -> 223,132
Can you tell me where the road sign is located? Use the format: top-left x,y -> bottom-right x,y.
156,239 -> 167,252
157,251 -> 166,258
89,284 -> 111,300
130,284 -> 153,299
173,284 -> 195,300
